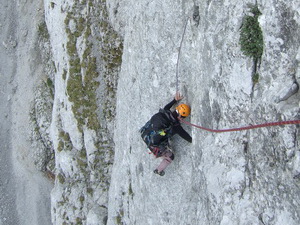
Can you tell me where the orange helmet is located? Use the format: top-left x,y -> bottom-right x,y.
176,104 -> 191,117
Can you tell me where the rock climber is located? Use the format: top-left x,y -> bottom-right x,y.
140,92 -> 192,176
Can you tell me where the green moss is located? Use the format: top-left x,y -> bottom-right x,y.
57,173 -> 66,184
76,217 -> 83,225
64,15 -> 70,27
115,209 -> 124,225
57,141 -> 64,152
98,11 -> 123,122
66,39 -> 77,56
63,0 -> 124,132
116,216 -> 122,225
87,188 -> 94,195
240,4 -> 263,87
45,78 -> 55,99
38,21 -> 50,40
129,182 -> 133,196
46,78 -> 54,88
50,2 -> 55,9
79,149 -> 87,159
59,131 -> 71,142
79,195 -> 85,203
62,69 -> 67,80
252,73 -> 259,83
60,2 -> 121,187
65,10 -> 101,132
77,158 -> 88,168
84,25 -> 92,39
240,5 -> 263,60
58,130 -> 73,152
77,17 -> 86,33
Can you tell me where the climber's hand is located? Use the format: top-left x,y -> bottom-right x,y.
175,92 -> 183,101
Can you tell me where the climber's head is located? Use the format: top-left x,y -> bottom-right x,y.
176,104 -> 191,118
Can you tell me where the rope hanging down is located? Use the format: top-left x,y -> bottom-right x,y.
176,17 -> 190,92
179,118 -> 300,133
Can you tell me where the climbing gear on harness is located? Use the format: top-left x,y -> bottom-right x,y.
149,146 -> 161,158
176,104 -> 191,117
158,130 -> 167,136
141,125 -> 172,148
148,141 -> 171,157
179,117 -> 300,133
140,108 -> 176,148
154,169 -> 165,176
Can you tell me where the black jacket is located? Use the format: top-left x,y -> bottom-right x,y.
150,99 -> 192,144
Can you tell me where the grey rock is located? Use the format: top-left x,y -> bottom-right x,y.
106,1 -> 300,225
36,0 -> 300,224
276,82 -> 299,103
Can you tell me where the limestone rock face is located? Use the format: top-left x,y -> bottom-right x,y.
106,1 -> 300,225
44,0 -> 122,224
9,0 -> 300,224
40,0 -> 300,224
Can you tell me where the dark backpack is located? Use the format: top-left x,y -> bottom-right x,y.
140,109 -> 175,148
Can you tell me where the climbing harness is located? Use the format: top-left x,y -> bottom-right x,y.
179,117 -> 300,133
149,146 -> 161,157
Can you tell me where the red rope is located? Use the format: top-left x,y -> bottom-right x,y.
179,118 -> 300,133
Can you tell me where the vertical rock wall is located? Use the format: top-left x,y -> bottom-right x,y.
44,0 -> 123,224
107,0 -> 300,224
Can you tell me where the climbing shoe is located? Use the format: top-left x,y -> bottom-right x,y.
154,169 -> 165,176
